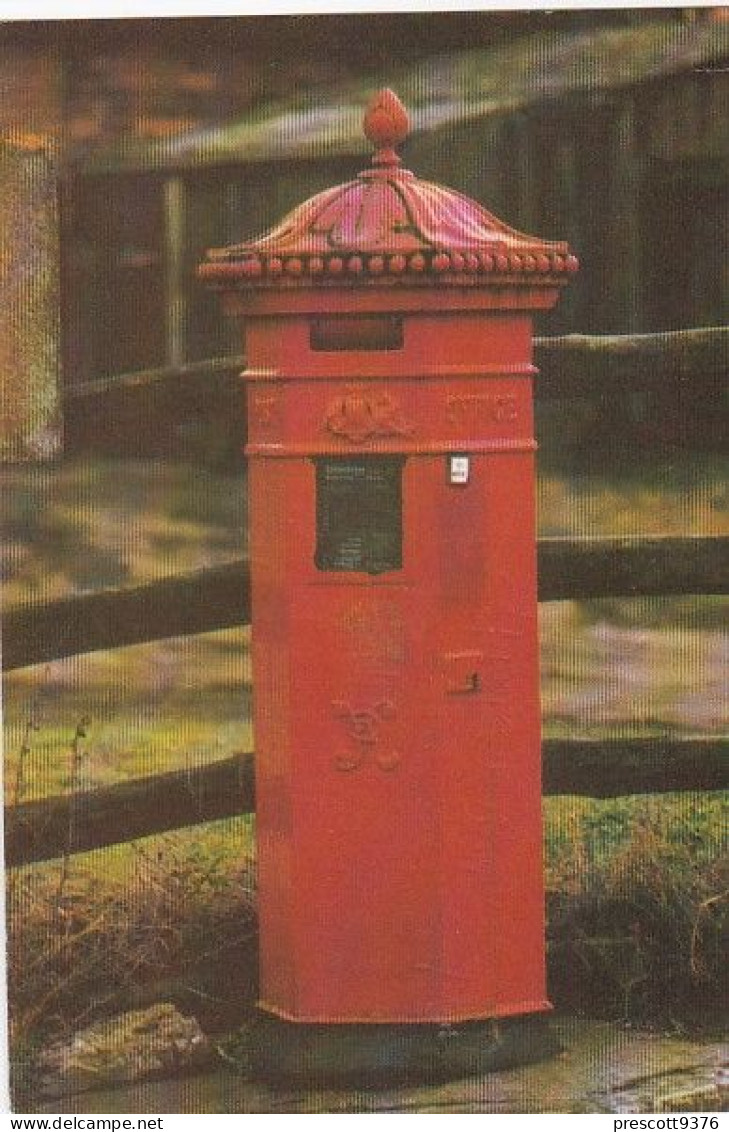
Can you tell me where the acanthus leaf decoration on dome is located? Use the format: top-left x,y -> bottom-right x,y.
200,89 -> 579,288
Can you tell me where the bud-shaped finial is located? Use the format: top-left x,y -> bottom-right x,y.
363,88 -> 410,167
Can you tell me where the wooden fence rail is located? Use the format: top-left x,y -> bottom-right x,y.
61,328 -> 729,457
4,536 -> 728,672
3,561 -> 250,672
62,326 -> 729,405
5,327 -> 728,864
534,326 -> 729,396
7,737 -> 729,868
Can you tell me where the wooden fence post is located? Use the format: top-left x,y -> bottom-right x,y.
0,138 -> 62,461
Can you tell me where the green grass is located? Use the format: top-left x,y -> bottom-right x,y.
544,791 -> 729,1021
8,817 -> 258,1057
5,629 -> 253,801
2,455 -> 728,1043
537,452 -> 729,539
4,454 -> 727,802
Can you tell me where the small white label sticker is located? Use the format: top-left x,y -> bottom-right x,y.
449,454 -> 470,485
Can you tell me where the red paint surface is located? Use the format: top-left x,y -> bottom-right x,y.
204,89 -> 576,1025
241,299 -> 554,1023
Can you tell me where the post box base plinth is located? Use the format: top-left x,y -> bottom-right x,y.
248,1012 -> 560,1085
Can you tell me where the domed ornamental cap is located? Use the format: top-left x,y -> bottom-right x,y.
200,89 -> 578,288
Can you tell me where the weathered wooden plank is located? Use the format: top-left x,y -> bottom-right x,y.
60,327 -> 729,404
542,737 -> 729,799
534,326 -> 729,397
604,96 -> 642,332
163,177 -> 187,370
6,738 -> 728,866
62,357 -> 247,461
538,535 -> 729,602
5,753 -> 254,867
64,355 -> 244,400
3,537 -> 727,672
2,560 -> 251,671
59,331 -> 729,460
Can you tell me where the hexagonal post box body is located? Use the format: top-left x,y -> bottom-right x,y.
201,91 -> 577,1026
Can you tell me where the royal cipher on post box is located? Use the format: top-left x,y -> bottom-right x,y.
200,91 -> 577,1034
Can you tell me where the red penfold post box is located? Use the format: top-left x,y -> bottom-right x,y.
201,90 -> 577,1078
